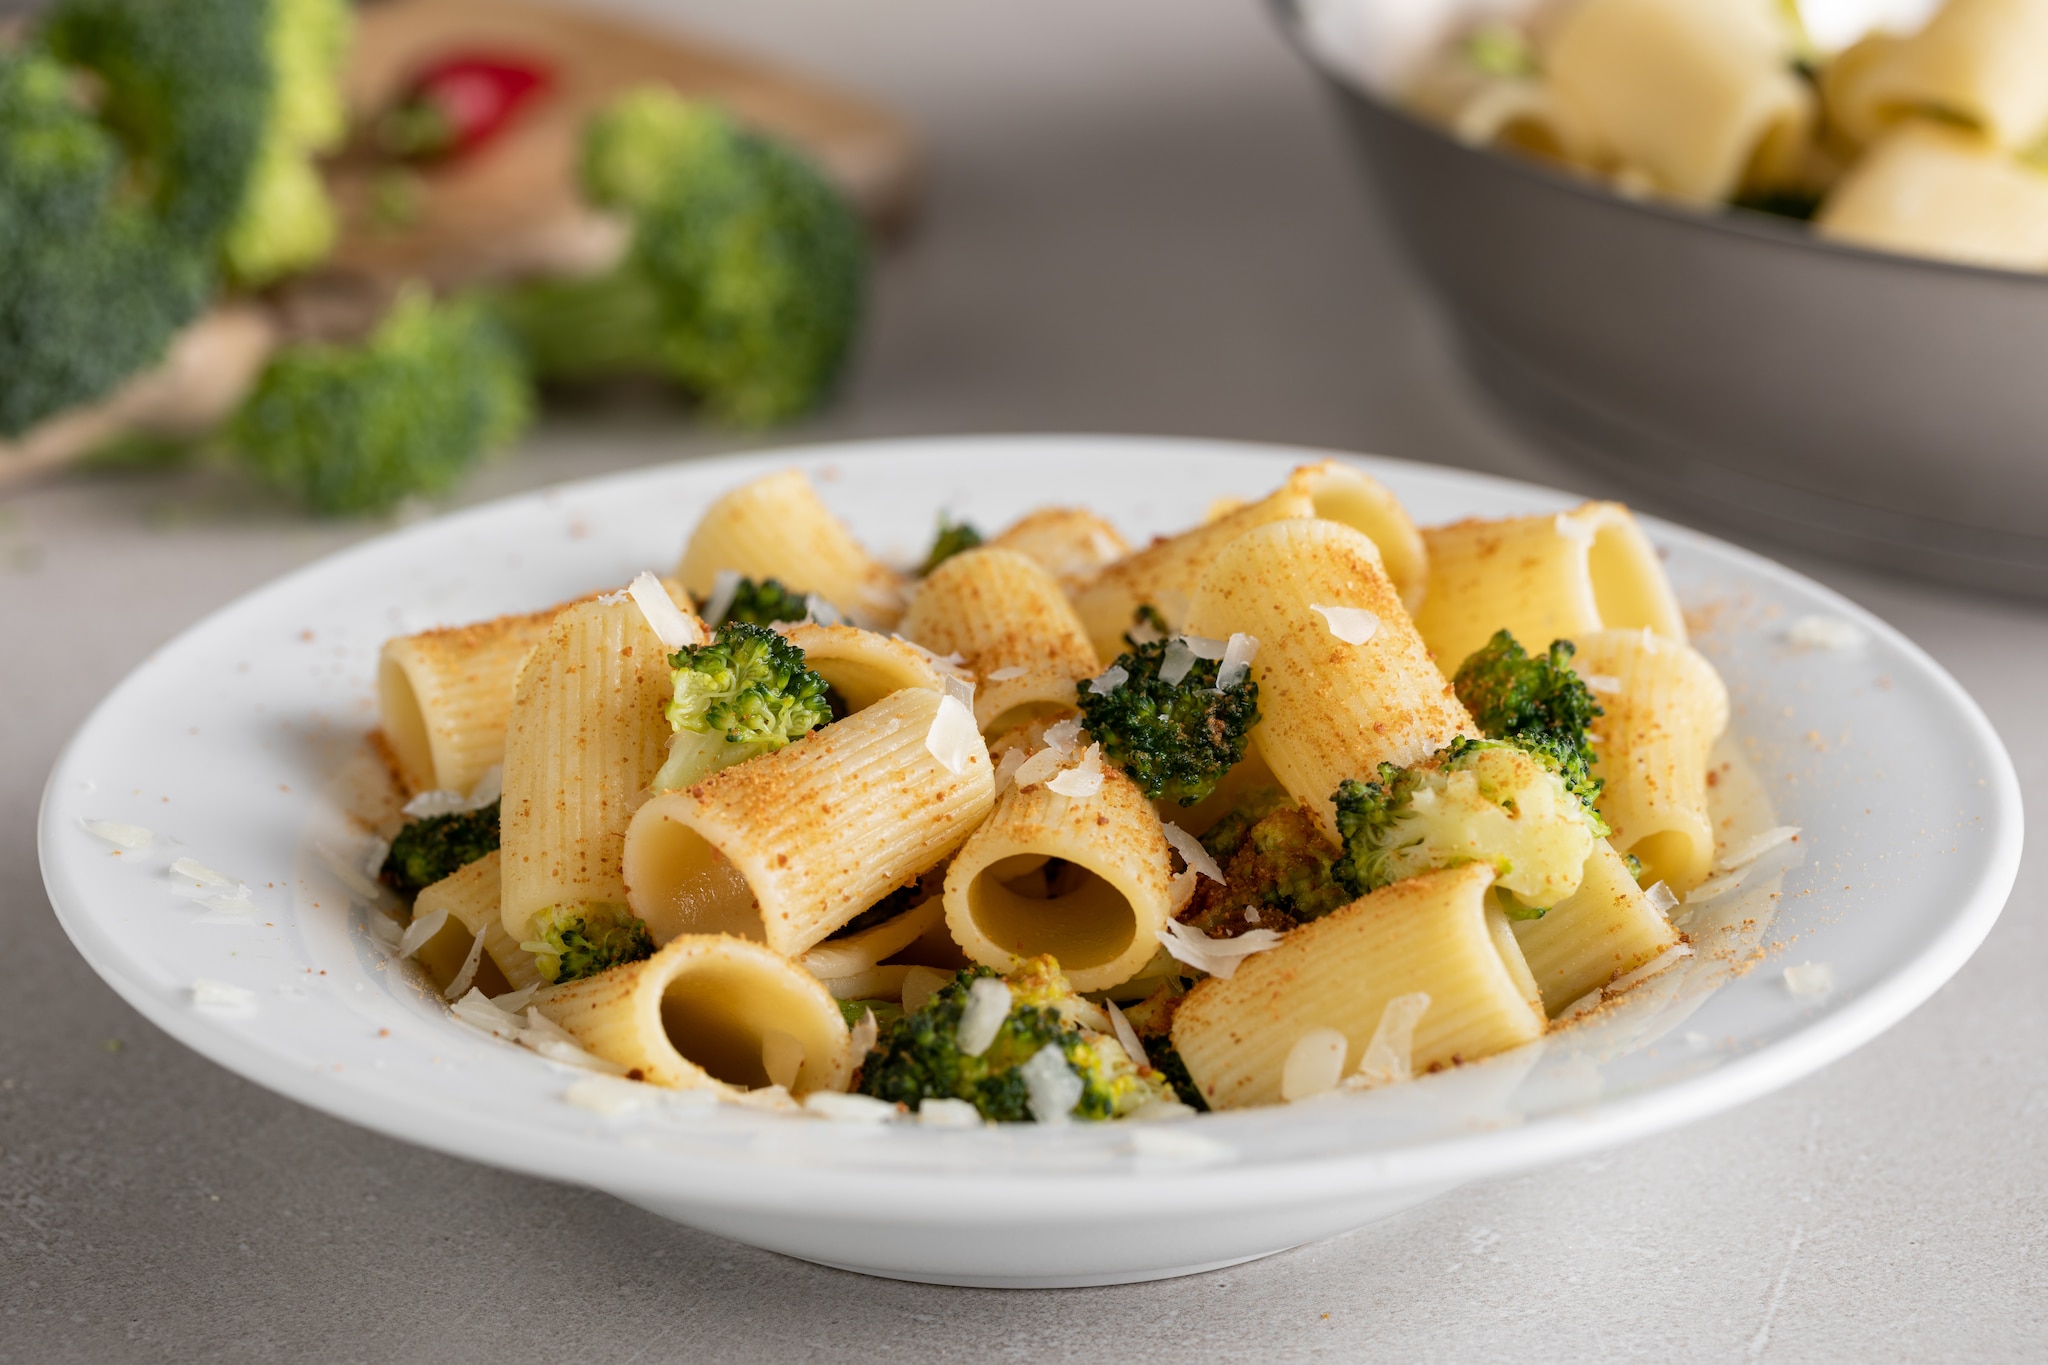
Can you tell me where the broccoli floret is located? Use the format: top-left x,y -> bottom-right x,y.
856,958 -> 1173,1121
1074,618 -> 1260,807
378,799 -> 500,896
1452,629 -> 1605,814
1331,736 -> 1600,914
520,903 -> 655,984
838,998 -> 904,1033
1180,790 -> 1350,938
655,621 -> 832,790
494,89 -> 866,426
0,45 -> 210,436
229,289 -> 533,515
1143,1041 -> 1208,1112
917,517 -> 983,576
45,0 -> 351,285
701,576 -> 808,629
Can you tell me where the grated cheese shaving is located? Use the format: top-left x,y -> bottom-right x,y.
1345,992 -> 1430,1090
917,1097 -> 982,1127
1554,511 -> 1597,544
804,1090 -> 897,1123
1126,616 -> 1165,646
1717,825 -> 1802,871
1160,821 -> 1224,883
848,1007 -> 879,1065
1159,638 -> 1197,685
1309,604 -> 1379,646
521,1007 -> 630,1075
1105,999 -> 1149,1070
1167,869 -> 1198,913
1581,673 -> 1622,694
450,987 -> 521,1039
1786,615 -> 1864,650
993,746 -> 1029,791
1087,664 -> 1129,694
987,664 -> 1031,682
924,695 -> 981,776
315,844 -> 383,902
702,569 -> 742,629
191,979 -> 256,1013
397,907 -> 449,958
402,766 -> 501,818
1783,961 -> 1834,996
443,926 -> 487,1001
1280,1027 -> 1348,1102
1046,742 -> 1104,797
955,978 -> 1012,1057
1125,1098 -> 1199,1125
1644,880 -> 1680,916
803,593 -> 843,627
628,571 -> 700,651
892,637 -> 973,678
1021,1043 -> 1083,1123
564,1075 -> 659,1116
82,819 -> 154,850
1603,941 -> 1693,998
1156,920 -> 1283,979
491,984 -> 540,1014
1014,746 -> 1064,788
1216,633 -> 1259,689
169,858 -> 237,895
1043,717 -> 1083,755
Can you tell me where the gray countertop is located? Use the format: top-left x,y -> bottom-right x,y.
3,1 -> 2043,1359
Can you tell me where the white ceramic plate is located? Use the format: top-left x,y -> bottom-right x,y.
39,436 -> 2021,1288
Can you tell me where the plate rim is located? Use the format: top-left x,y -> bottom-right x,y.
37,433 -> 2025,1219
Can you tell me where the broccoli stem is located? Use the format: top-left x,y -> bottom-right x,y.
490,267 -> 666,383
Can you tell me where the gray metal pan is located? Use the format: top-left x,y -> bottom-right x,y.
1272,0 -> 2048,596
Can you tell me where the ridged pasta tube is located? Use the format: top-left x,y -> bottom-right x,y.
1171,863 -> 1545,1110
1069,487 -> 1317,661
1817,120 -> 2048,272
1511,840 -> 1679,1016
675,469 -> 906,629
987,506 -> 1129,589
1827,0 -> 2048,150
943,764 -> 1174,993
378,601 -> 569,795
622,688 -> 994,955
499,594 -> 703,942
776,623 -> 950,714
536,934 -> 852,1095
1185,518 -> 1470,845
1415,501 -> 1686,676
899,547 -> 1102,736
1575,628 -> 1730,893
414,851 -> 544,994
1282,461 -> 1429,615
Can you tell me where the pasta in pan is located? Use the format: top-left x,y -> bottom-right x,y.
362,461 -> 1762,1124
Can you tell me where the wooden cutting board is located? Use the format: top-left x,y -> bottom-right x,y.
325,0 -> 919,291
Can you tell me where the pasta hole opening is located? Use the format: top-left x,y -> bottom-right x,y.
658,961 -> 827,1092
983,699 -> 1070,741
623,816 -> 761,945
966,856 -> 1137,970
1628,830 -> 1699,893
377,657 -> 436,792
1303,481 -> 1416,588
807,659 -> 908,716
1587,518 -> 1672,637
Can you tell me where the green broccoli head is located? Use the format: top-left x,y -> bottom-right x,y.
1180,789 -> 1350,938
44,0 -> 350,285
1074,613 -> 1260,806
496,89 -> 866,426
655,622 -> 832,790
1452,629 -> 1605,813
1141,1040 -> 1209,1111
700,575 -> 809,629
856,958 -> 1173,1121
520,903 -> 655,984
230,288 -> 533,515
0,45 -> 211,436
378,799 -> 501,896
1331,736 -> 1600,914
917,517 -> 983,576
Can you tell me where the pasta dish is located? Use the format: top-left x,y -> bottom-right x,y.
361,460 -> 1756,1122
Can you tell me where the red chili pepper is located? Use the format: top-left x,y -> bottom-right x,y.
376,53 -> 553,163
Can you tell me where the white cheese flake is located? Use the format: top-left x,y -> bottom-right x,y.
1280,1027 -> 1348,1102
402,766 -> 501,818
169,858 -> 237,895
360,836 -> 391,881
804,1090 -> 898,1123
443,926 -> 487,1001
803,593 -> 843,627
942,673 -> 976,714
993,746 -> 1029,791
191,979 -> 256,1013
1581,673 -> 1622,694
1183,633 -> 1229,661
1160,821 -> 1224,884
1125,1099 -> 1201,1126
1309,604 -> 1380,646
917,1097 -> 983,1127
1717,825 -> 1802,871
315,844 -> 382,903
82,819 -> 154,850
1554,510 -> 1597,544
1786,615 -> 1864,650
1345,992 -> 1430,1091
628,571 -> 700,651
924,694 -> 981,776
1105,999 -> 1149,1070
564,1075 -> 659,1116
1643,880 -> 1680,917
702,569 -> 742,629
1156,920 -> 1283,979
491,984 -> 540,1014
1605,941 -> 1693,997
397,907 -> 449,958
1014,746 -> 1064,788
1784,961 -> 1834,996
987,664 -> 1031,682
1021,1043 -> 1083,1123
1216,633 -> 1259,689
1126,615 -> 1165,646
1159,638 -> 1197,685
1046,742 -> 1105,797
848,1006 -> 879,1065
521,1007 -> 630,1075
955,978 -> 1012,1057
1086,664 -> 1129,695
1167,869 -> 1198,913
450,987 -> 522,1039
892,636 -> 973,679
1043,717 -> 1083,755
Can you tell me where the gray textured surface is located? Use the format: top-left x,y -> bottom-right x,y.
3,1 -> 2043,1359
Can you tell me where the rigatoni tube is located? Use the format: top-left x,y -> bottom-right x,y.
378,600 -> 570,795
1415,501 -> 1686,676
536,934 -> 851,1095
1575,628 -> 1730,893
943,764 -> 1174,993
414,851 -> 544,994
499,594 -> 701,943
1512,840 -> 1679,1016
1171,863 -> 1545,1110
776,622 -> 950,714
675,468 -> 906,629
899,546 -> 1102,736
987,506 -> 1128,590
623,688 -> 994,955
1282,460 -> 1429,615
1185,517 -> 1469,846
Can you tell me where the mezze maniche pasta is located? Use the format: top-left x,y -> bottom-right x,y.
360,461 -> 1761,1122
